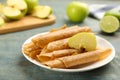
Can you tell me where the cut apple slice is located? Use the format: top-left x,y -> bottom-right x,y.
0,17 -> 5,27
68,32 -> 97,51
0,3 -> 5,15
3,6 -> 23,20
3,0 -> 27,20
32,6 -> 52,19
6,0 -> 27,17
7,0 -> 27,10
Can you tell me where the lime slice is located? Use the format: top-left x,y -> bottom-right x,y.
104,10 -> 120,20
99,16 -> 120,33
68,32 -> 97,51
32,6 -> 52,19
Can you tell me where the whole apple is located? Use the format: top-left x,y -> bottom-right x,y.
24,0 -> 38,14
66,1 -> 89,22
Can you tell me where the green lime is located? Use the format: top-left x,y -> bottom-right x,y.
99,16 -> 120,33
104,10 -> 120,20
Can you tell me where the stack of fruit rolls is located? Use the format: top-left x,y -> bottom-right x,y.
23,42 -> 41,59
43,48 -> 111,68
23,26 -> 91,59
32,26 -> 91,48
23,25 -> 111,68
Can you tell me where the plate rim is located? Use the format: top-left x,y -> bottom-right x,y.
22,32 -> 115,72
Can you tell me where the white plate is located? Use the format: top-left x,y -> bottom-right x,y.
22,32 -> 115,72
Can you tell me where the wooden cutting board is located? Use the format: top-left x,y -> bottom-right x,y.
0,15 -> 55,34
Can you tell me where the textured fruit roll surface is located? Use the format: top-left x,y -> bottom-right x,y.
43,48 -> 111,68
32,26 -> 91,48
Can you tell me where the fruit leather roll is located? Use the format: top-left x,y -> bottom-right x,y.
46,38 -> 69,52
40,46 -> 50,54
43,48 -> 111,68
23,42 -> 41,59
24,49 -> 41,59
37,49 -> 79,62
32,26 -> 91,48
23,42 -> 40,52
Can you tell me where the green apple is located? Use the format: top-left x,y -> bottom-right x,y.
66,1 -> 89,22
68,32 -> 97,51
3,0 -> 27,20
32,6 -> 52,19
0,17 -> 5,27
24,0 -> 38,14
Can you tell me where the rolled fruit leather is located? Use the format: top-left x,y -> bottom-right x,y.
43,48 -> 111,68
32,26 -> 91,48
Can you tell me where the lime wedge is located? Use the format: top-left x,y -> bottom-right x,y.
32,6 -> 52,18
68,32 -> 97,51
99,16 -> 120,33
104,10 -> 120,20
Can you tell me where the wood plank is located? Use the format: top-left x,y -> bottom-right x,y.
0,15 -> 55,34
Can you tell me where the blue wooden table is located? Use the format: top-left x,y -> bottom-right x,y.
0,0 -> 120,80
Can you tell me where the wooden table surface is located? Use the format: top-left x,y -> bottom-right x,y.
0,0 -> 120,80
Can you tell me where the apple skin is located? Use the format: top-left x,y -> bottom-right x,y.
66,1 -> 89,22
24,0 -> 38,14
